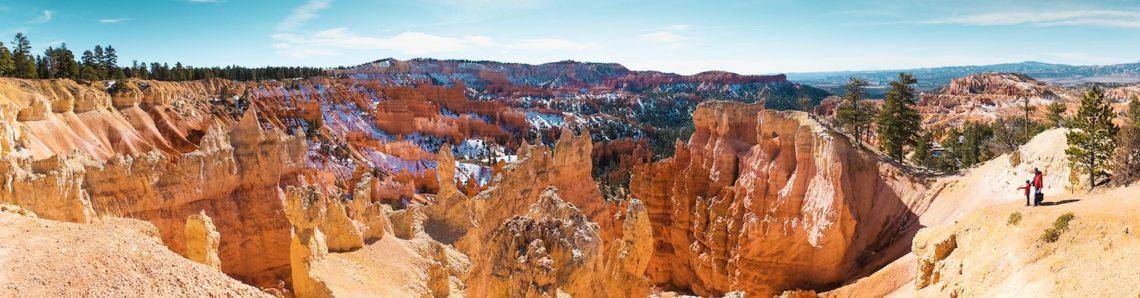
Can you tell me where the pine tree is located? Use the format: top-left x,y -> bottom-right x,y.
798,97 -> 812,113
93,45 -> 106,76
992,114 -> 1045,154
12,33 -> 38,78
129,61 -> 142,78
0,41 -> 12,76
103,45 -> 120,79
911,131 -> 933,166
944,122 -> 994,170
1019,98 -> 1037,141
836,78 -> 875,145
161,63 -> 172,80
35,55 -> 51,79
79,50 -> 102,81
1066,87 -> 1119,190
47,44 -> 80,79
173,62 -> 185,81
150,62 -> 162,80
1046,101 -> 1067,128
877,73 -> 922,160
1112,97 -> 1140,186
45,47 -> 57,78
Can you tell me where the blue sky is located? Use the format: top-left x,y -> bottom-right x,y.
2,0 -> 1139,74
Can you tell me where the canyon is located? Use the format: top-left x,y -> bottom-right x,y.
0,59 -> 1137,297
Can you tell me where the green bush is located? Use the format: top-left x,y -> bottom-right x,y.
1007,212 -> 1022,225
1041,212 -> 1076,243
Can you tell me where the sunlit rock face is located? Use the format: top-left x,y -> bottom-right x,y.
916,72 -> 1078,129
631,101 -> 929,296
0,78 -> 306,286
420,127 -> 653,297
0,60 -> 831,296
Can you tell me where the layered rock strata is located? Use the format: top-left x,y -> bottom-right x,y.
0,78 -> 307,287
421,127 -> 653,297
630,101 -> 929,296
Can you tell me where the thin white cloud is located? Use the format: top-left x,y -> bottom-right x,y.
637,24 -> 692,47
426,0 -> 550,12
278,0 -> 332,31
465,35 -> 494,47
272,28 -> 590,58
187,0 -> 222,3
30,10 -> 54,24
431,0 -> 547,6
271,0 -> 590,59
928,10 -> 1140,29
637,31 -> 689,43
273,29 -> 493,58
99,18 -> 131,24
509,38 -> 591,51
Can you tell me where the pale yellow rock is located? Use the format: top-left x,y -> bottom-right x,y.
185,210 -> 222,270
285,186 -> 334,298
347,173 -> 394,242
390,204 -> 427,240
0,204 -> 37,217
320,191 -> 365,252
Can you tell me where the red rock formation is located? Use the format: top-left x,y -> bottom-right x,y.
0,78 -> 312,288
420,128 -> 653,296
610,71 -> 788,90
630,101 -> 928,296
1107,84 -> 1140,101
917,73 -> 1077,129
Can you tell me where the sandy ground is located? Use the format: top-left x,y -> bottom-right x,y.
828,128 -> 1140,297
311,235 -> 435,297
912,185 -> 1140,297
0,213 -> 267,297
831,186 -> 1140,297
917,128 -> 1073,227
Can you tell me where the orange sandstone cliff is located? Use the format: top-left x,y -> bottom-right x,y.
630,101 -> 930,296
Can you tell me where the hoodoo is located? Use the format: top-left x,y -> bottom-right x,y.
2,11 -> 1139,295
631,101 -> 930,296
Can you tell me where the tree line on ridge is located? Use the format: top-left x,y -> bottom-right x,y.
832,73 -> 1140,189
0,33 -> 324,82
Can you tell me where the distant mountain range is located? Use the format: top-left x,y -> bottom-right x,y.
786,61 -> 1140,95
334,58 -> 827,111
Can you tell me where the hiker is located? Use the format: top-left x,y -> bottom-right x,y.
1018,180 -> 1032,206
1032,168 -> 1045,206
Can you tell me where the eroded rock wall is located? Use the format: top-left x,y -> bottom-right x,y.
0,78 -> 308,288
421,127 -> 652,297
630,101 -> 929,296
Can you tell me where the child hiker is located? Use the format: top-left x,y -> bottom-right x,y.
1017,180 -> 1032,206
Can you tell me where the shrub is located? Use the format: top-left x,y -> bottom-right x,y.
1007,212 -> 1022,225
1041,212 -> 1076,243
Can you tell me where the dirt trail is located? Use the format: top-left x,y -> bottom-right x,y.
909,186 -> 1140,297
828,128 -> 1139,297
917,128 -> 1072,226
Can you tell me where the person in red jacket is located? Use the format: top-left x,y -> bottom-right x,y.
1018,180 -> 1032,206
1032,168 -> 1044,205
